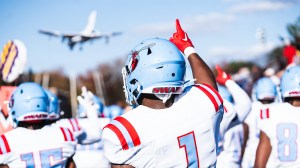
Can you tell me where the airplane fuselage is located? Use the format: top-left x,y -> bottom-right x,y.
39,10 -> 122,50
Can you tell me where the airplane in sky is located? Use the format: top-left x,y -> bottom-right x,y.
38,10 -> 122,50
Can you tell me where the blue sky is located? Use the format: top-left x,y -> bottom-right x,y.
1,0 -> 300,75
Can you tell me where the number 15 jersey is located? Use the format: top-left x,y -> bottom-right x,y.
102,84 -> 224,168
0,125 -> 76,168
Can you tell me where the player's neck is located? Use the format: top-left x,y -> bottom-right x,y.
290,100 -> 300,107
285,98 -> 300,107
142,99 -> 167,109
18,121 -> 47,130
141,95 -> 174,109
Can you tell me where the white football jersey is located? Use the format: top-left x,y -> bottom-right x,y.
217,99 -> 244,168
219,100 -> 237,141
54,118 -> 110,144
242,101 -> 267,168
217,124 -> 244,168
74,141 -> 109,168
53,117 -> 110,168
0,126 -> 76,167
259,102 -> 300,167
215,80 -> 251,168
102,84 -> 224,167
217,99 -> 236,155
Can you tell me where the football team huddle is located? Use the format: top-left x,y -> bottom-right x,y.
0,19 -> 300,168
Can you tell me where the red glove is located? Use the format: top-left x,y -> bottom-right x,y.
283,45 -> 297,65
169,19 -> 195,57
216,65 -> 231,85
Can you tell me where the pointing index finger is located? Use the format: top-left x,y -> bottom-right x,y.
175,19 -> 184,34
216,65 -> 223,74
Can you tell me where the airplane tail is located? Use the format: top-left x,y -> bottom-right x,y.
81,10 -> 97,35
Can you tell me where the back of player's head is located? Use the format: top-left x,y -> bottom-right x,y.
77,95 -> 104,118
9,82 -> 49,127
122,38 -> 186,107
218,85 -> 233,103
254,77 -> 277,102
280,65 -> 300,100
44,89 -> 60,120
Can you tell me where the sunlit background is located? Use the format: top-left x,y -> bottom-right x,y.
1,0 -> 299,74
1,0 -> 300,116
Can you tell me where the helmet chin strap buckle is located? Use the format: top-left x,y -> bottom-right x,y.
154,93 -> 172,103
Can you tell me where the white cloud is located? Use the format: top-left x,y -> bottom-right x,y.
208,42 -> 276,64
228,1 -> 290,13
133,13 -> 236,35
185,13 -> 236,33
134,21 -> 173,35
185,43 -> 277,80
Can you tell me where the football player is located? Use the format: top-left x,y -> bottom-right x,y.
49,87 -> 110,168
242,77 -> 278,168
255,65 -> 300,167
0,82 -> 76,167
102,19 -> 224,167
215,66 -> 252,168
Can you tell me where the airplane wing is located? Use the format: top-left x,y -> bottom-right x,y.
38,29 -> 61,37
39,29 -> 81,39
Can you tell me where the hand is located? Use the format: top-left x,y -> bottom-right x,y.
77,95 -> 99,119
80,86 -> 94,105
216,65 -> 231,85
77,86 -> 99,119
169,19 -> 195,57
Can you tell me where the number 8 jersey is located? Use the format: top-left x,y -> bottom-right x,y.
102,84 -> 224,167
0,125 -> 76,167
259,102 -> 300,167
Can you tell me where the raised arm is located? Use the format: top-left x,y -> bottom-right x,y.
169,19 -> 217,90
216,65 -> 251,121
